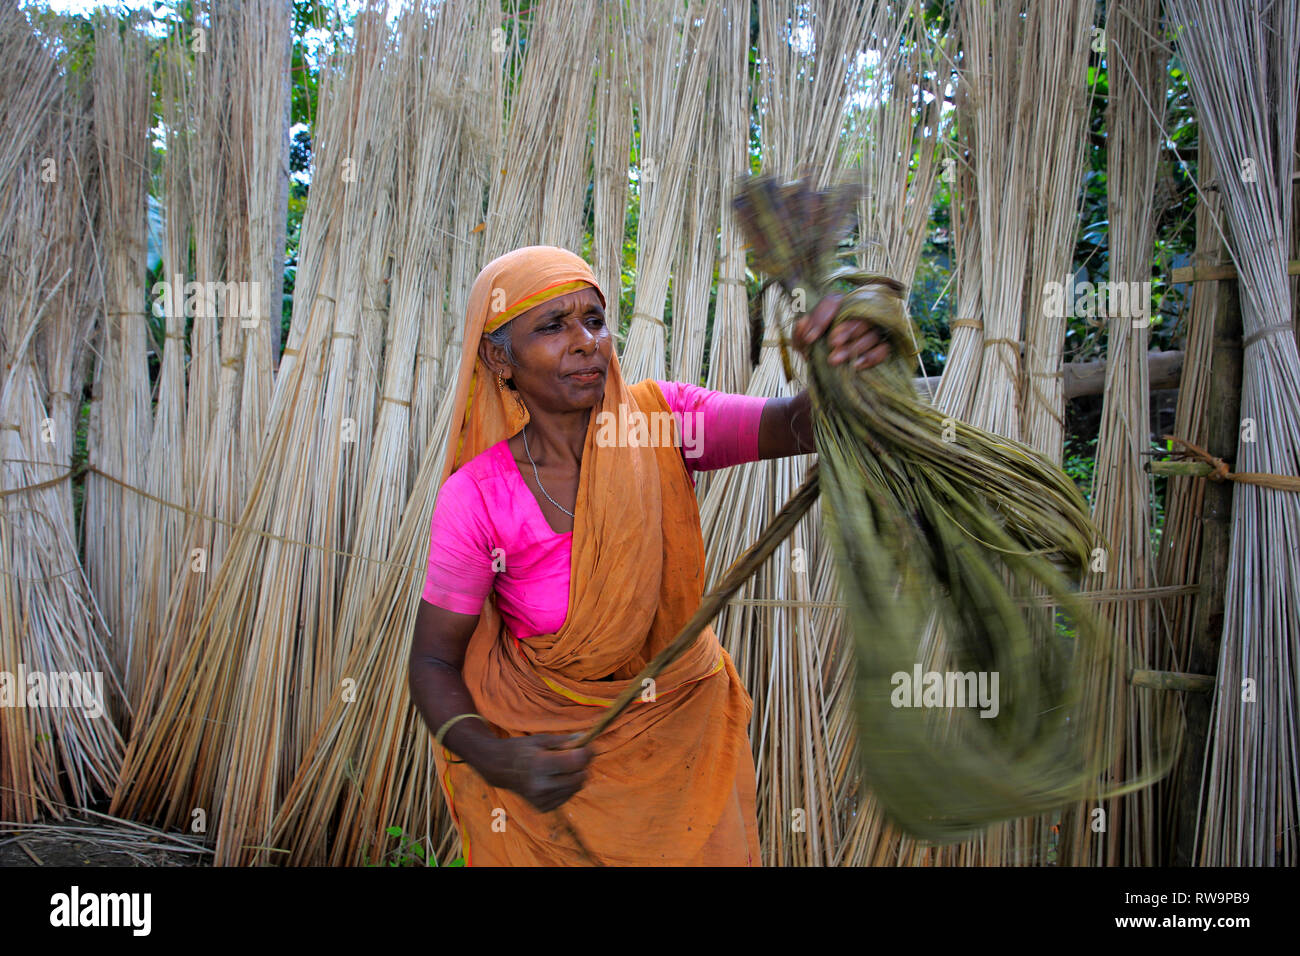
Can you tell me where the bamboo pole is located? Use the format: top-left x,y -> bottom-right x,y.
1172,261 -> 1300,283
1131,671 -> 1215,693
914,349 -> 1185,400
1170,269 -> 1241,865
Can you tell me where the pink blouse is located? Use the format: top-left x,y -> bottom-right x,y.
421,379 -> 768,639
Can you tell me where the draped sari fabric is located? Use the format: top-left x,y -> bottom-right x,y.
431,245 -> 759,865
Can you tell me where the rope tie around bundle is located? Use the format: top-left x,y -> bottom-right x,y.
1242,323 -> 1296,349
1162,435 -> 1300,494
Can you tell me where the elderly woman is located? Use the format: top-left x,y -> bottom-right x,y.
409,245 -> 889,865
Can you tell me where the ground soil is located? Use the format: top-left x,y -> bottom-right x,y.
0,818 -> 207,867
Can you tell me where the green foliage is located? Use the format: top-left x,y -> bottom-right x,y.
1063,434 -> 1098,506
1148,435 -> 1170,558
27,4 -> 97,70
281,0 -> 338,340
910,168 -> 954,376
1061,433 -> 1168,565
290,0 -> 334,128
72,395 -> 90,536
361,826 -> 464,867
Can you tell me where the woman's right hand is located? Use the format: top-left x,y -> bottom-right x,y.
490,733 -> 594,812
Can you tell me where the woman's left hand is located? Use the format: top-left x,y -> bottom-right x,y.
790,292 -> 891,369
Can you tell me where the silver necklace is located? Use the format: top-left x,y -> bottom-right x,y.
522,424 -> 575,518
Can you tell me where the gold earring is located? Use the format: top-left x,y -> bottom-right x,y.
497,373 -> 505,390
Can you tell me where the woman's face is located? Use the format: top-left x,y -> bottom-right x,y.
480,285 -> 612,412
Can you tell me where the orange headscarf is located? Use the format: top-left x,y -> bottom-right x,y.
432,245 -> 759,865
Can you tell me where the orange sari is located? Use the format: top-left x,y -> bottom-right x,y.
431,245 -> 760,865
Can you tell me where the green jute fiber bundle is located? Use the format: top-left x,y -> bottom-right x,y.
732,173 -> 1155,843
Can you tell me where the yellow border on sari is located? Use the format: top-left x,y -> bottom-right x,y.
538,653 -> 726,708
439,746 -> 471,866
485,279 -> 595,333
